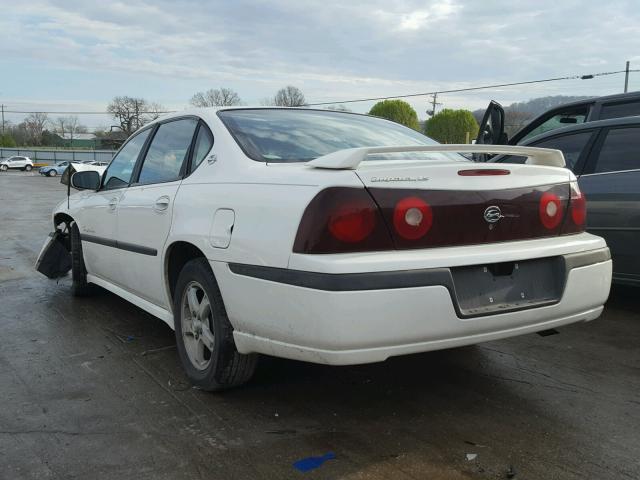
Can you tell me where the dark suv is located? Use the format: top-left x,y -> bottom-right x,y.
477,94 -> 640,286
476,91 -> 640,147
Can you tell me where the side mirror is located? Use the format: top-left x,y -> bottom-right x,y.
71,171 -> 101,190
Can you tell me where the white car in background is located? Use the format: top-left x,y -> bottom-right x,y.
0,156 -> 34,171
47,108 -> 612,390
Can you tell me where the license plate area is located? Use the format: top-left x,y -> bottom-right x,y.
451,257 -> 565,317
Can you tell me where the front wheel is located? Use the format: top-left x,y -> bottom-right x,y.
173,258 -> 257,391
25,165 -> 32,171
0,165 -> 7,171
48,170 -> 57,177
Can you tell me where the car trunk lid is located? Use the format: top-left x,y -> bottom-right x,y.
353,160 -> 574,250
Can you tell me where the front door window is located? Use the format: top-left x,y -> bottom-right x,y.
102,129 -> 152,190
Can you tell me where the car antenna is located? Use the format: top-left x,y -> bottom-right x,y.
63,164 -> 73,209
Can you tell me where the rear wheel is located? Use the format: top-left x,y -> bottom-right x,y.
48,170 -> 57,177
69,222 -> 92,296
173,258 -> 257,391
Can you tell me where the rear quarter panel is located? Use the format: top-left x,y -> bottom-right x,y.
168,132 -> 363,269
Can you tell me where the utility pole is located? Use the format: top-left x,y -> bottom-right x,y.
426,93 -> 442,117
624,61 -> 630,93
1,104 -> 5,138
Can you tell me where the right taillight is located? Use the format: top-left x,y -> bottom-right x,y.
561,181 -> 586,234
293,187 -> 393,254
539,191 -> 564,230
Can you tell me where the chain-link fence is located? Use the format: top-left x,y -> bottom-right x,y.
0,147 -> 116,164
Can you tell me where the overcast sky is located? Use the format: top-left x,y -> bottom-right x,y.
1,0 -> 639,127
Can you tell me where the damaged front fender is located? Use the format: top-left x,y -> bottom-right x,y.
35,230 -> 71,279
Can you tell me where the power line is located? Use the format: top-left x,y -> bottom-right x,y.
306,69 -> 640,106
1,68 -> 638,114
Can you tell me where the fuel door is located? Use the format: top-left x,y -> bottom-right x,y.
209,209 -> 235,248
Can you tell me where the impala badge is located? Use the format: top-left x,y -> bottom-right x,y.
483,206 -> 503,224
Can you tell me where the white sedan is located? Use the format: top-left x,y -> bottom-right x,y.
47,108 -> 612,390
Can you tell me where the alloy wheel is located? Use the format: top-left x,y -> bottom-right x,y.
180,281 -> 215,371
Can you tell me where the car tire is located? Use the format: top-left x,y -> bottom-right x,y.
48,170 -> 57,177
25,165 -> 32,171
0,165 -> 7,171
69,222 -> 92,296
173,258 -> 257,391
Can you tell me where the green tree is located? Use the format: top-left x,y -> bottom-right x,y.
425,109 -> 479,144
0,133 -> 16,147
368,100 -> 420,130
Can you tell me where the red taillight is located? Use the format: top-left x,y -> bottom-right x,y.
293,187 -> 393,254
561,182 -> 587,234
458,169 -> 511,176
294,183 -> 579,254
571,190 -> 586,226
393,196 -> 433,240
328,201 -> 376,243
539,192 -> 564,230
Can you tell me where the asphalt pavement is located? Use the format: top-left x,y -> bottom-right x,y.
1,172 -> 638,480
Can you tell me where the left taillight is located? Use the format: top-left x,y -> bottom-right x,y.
293,187 -> 393,254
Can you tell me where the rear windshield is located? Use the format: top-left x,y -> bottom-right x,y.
218,109 -> 460,163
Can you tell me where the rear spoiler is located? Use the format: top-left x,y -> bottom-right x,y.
307,145 -> 565,170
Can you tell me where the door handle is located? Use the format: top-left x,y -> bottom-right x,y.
154,196 -> 171,212
108,197 -> 119,210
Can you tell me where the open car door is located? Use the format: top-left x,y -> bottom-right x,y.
476,101 -> 507,145
474,101 -> 507,162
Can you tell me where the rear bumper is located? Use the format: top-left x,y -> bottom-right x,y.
213,241 -> 612,365
233,305 -> 605,365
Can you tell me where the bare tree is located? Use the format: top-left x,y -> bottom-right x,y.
67,115 -> 79,143
190,88 -> 242,107
23,112 -> 49,146
54,115 -> 87,145
107,96 -> 166,136
54,117 -> 69,139
273,86 -> 306,107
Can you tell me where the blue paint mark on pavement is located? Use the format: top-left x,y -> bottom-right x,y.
293,452 -> 336,472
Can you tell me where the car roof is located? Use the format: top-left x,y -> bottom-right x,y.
149,105 -> 379,127
543,90 -> 640,110
521,114 -> 640,145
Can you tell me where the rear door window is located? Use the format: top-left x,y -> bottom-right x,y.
531,131 -> 595,171
137,118 -> 198,185
599,100 -> 640,120
495,131 -> 594,171
593,127 -> 640,174
190,124 -> 214,173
